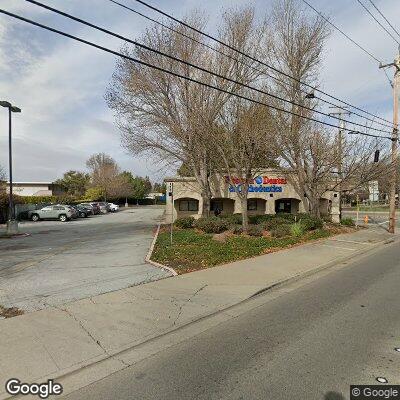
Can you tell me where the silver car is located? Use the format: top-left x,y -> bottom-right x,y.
97,202 -> 110,214
28,205 -> 73,222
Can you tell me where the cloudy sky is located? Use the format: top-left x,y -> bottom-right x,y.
0,0 -> 399,183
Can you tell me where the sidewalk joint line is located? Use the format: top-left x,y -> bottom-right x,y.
320,244 -> 357,251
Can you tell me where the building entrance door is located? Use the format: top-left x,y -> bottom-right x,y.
275,199 -> 291,214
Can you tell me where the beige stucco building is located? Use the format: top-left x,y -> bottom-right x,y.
165,170 -> 340,223
5,182 -> 63,197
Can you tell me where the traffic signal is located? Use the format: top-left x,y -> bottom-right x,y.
374,150 -> 380,163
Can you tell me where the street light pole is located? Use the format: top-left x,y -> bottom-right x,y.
8,106 -> 13,223
0,101 -> 21,235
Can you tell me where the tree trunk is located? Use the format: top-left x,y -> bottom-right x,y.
240,197 -> 249,232
201,192 -> 211,217
308,196 -> 321,218
195,161 -> 212,218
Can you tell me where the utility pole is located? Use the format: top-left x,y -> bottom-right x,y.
329,106 -> 352,222
168,182 -> 174,245
380,55 -> 400,234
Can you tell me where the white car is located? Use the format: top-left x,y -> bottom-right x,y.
108,203 -> 119,212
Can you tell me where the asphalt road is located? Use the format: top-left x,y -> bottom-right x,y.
0,207 -> 171,312
62,240 -> 400,400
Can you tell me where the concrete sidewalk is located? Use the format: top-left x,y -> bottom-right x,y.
0,227 -> 396,399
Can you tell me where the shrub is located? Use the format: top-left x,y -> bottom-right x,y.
174,217 -> 195,229
264,216 -> 292,230
247,225 -> 264,237
270,224 -> 292,238
232,225 -> 243,235
248,214 -> 274,225
290,222 -> 304,237
276,213 -> 296,222
298,215 -> 323,231
220,214 -> 243,225
341,217 -> 355,226
194,217 -> 230,233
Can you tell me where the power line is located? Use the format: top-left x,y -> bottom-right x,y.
355,0 -> 400,45
131,0 -> 394,128
23,0 -> 393,135
300,0 -> 383,63
367,0 -> 400,40
0,8 -> 394,143
107,0 -> 395,131
301,0 -> 395,91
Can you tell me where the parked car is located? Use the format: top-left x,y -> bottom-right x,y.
71,205 -> 90,218
108,203 -> 119,212
77,203 -> 94,215
78,202 -> 100,215
88,202 -> 101,215
65,205 -> 78,219
28,205 -> 73,222
97,202 -> 110,214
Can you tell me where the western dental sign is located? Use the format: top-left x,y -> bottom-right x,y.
226,176 -> 287,193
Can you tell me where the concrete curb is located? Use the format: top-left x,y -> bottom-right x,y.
145,222 -> 178,276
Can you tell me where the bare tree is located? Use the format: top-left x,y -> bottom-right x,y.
86,153 -> 122,201
274,125 -> 390,216
214,102 -> 277,230
264,0 -> 391,217
106,7 -> 269,216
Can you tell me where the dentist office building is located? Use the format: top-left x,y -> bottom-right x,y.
165,169 -> 340,223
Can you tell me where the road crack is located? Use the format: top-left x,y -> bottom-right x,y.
173,285 -> 208,326
55,305 -> 109,355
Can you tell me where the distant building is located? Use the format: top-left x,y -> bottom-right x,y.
145,192 -> 164,200
5,182 -> 64,197
368,180 -> 379,202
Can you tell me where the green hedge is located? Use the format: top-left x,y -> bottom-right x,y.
248,214 -> 274,225
270,224 -> 292,238
247,225 -> 264,237
220,214 -> 244,225
298,215 -> 323,231
0,193 -> 78,206
175,217 -> 195,229
194,217 -> 230,233
263,217 -> 292,230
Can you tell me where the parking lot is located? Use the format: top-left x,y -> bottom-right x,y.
0,206 -> 171,312
342,209 -> 400,230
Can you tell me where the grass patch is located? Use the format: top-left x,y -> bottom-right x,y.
152,227 -> 334,274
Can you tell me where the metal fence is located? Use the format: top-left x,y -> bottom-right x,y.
0,203 -> 44,224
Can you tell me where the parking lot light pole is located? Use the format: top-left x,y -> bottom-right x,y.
0,101 -> 21,235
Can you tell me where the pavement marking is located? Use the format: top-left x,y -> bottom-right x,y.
320,244 -> 357,251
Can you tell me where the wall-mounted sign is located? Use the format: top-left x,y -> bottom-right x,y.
225,176 -> 287,193
168,182 -> 173,197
